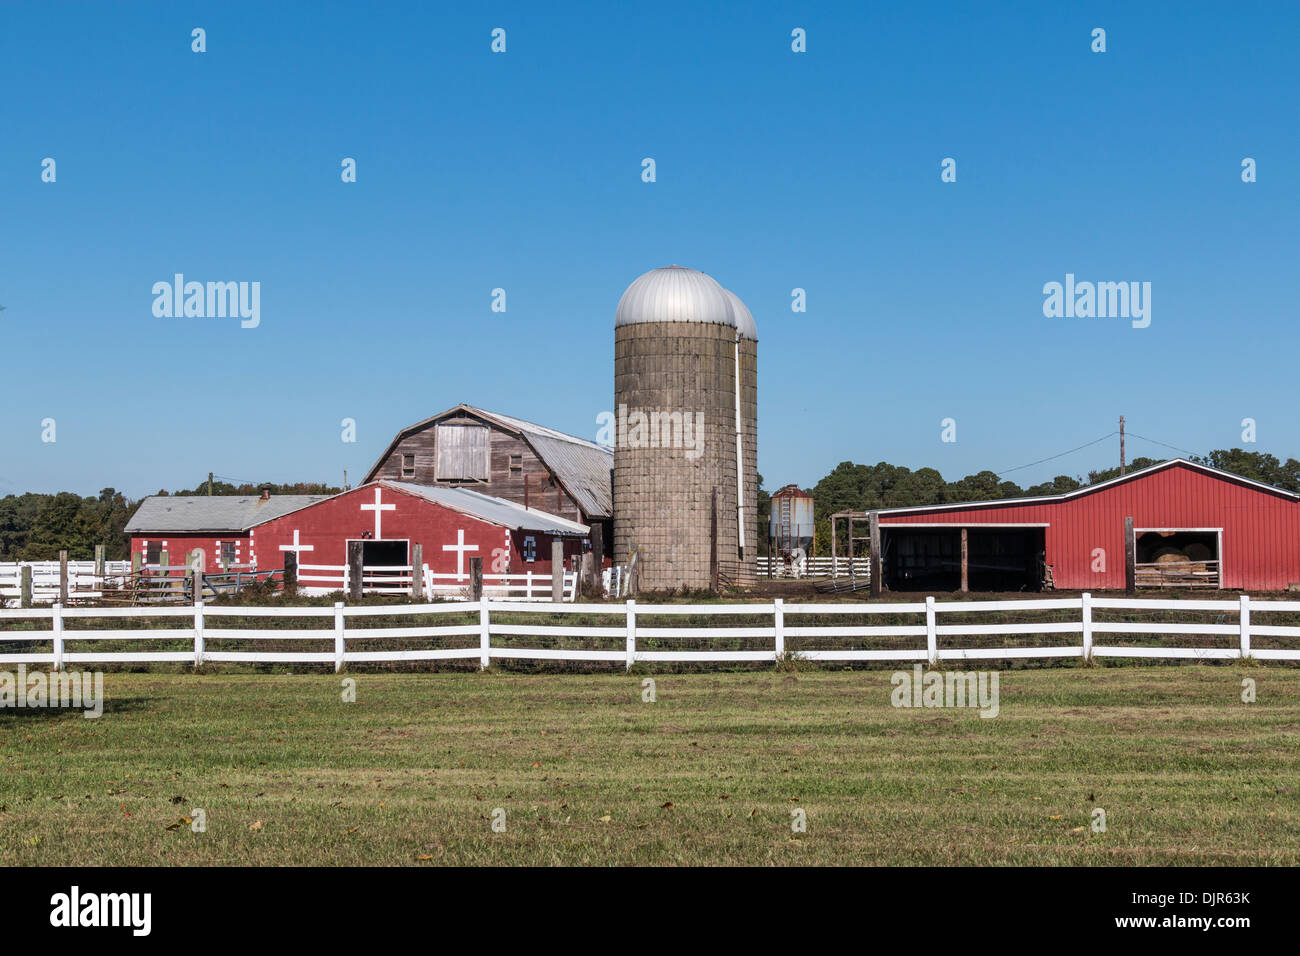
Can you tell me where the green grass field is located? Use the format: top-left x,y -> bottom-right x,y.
2,665 -> 1298,865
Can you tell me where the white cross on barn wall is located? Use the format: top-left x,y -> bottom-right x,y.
360,487 -> 396,539
279,530 -> 314,563
443,529 -> 479,581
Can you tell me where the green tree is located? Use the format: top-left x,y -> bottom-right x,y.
1022,474 -> 1084,497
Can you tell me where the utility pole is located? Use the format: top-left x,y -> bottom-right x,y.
1119,416 -> 1126,476
343,469 -> 349,491
207,472 -> 214,495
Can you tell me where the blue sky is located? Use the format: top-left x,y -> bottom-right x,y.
2,1 -> 1297,498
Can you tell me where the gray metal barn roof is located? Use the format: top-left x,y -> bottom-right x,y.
124,495 -> 330,534
382,482 -> 590,535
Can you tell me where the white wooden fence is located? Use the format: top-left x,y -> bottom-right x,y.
426,569 -> 577,601
1,593 -> 1296,671
757,556 -> 870,578
295,563 -> 577,601
0,560 -> 132,605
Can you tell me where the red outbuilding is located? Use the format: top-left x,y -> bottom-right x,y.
252,481 -> 588,591
124,491 -> 329,573
864,459 -> 1300,592
125,482 -> 589,591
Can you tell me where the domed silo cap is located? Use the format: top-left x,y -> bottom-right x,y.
722,289 -> 757,341
615,265 -> 737,329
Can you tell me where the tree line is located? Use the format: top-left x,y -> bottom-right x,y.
0,480 -> 341,561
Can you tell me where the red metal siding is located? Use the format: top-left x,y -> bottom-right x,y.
130,532 -> 252,574
250,485 -> 579,577
878,462 -> 1300,590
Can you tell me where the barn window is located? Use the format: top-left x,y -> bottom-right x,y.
435,425 -> 490,481
509,454 -> 523,474
401,453 -> 416,478
221,541 -> 236,567
146,543 -> 161,565
523,536 -> 537,563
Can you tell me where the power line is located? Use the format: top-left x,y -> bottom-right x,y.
1126,431 -> 1200,459
995,432 -> 1118,477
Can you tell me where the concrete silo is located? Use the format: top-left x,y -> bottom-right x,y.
723,288 -> 759,587
613,265 -> 757,591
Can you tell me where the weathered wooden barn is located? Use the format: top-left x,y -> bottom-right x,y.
364,404 -> 612,561
836,459 -> 1300,592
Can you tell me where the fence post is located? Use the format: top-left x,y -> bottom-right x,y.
526,570 -> 533,600
1239,593 -> 1251,659
551,540 -> 564,603
410,544 -> 423,600
52,602 -> 64,671
479,598 -> 491,670
191,553 -> 204,603
334,601 -> 346,673
869,513 -> 882,598
347,541 -> 363,601
284,552 -> 298,597
94,544 -> 105,585
625,599 -> 636,671
1124,517 -> 1136,593
20,565 -> 31,608
925,595 -> 937,665
471,557 -> 483,602
774,598 -> 785,660
58,550 -> 68,605
1081,592 -> 1093,662
194,600 -> 205,669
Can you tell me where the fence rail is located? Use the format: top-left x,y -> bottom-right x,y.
758,556 -> 870,578
1,593 -> 1295,671
0,560 -> 132,604
1135,559 -> 1221,589
295,564 -> 577,601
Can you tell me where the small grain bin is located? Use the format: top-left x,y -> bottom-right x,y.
769,485 -> 815,556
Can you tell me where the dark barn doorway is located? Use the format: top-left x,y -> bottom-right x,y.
361,540 -> 408,567
882,527 -> 1046,592
352,539 -> 410,587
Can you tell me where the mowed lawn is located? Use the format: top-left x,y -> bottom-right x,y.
2,666 -> 1298,865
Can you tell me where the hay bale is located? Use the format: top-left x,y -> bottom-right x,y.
1154,548 -> 1190,565
1184,542 -> 1213,562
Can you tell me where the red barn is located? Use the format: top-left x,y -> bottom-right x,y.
125,482 -> 588,590
862,459 -> 1300,592
252,481 -> 588,590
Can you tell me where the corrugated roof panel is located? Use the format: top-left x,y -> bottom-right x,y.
521,433 -> 613,519
124,495 -> 330,533
383,482 -> 589,535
